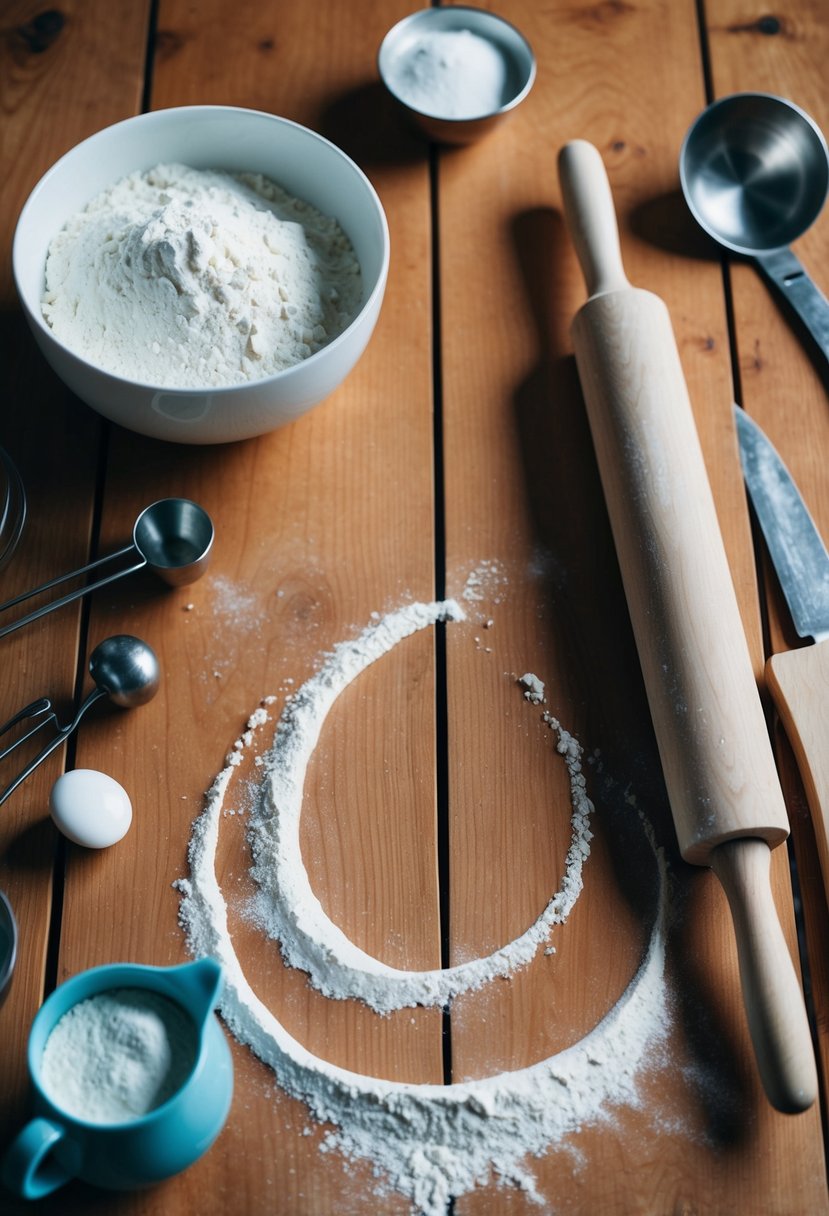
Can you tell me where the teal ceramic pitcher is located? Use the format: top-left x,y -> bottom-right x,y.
2,957 -> 233,1198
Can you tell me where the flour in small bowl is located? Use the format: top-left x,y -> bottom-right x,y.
41,163 -> 362,387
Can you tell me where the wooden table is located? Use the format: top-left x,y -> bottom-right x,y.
1,2 -> 828,1212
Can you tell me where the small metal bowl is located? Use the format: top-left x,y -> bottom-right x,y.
0,890 -> 18,1004
378,6 -> 535,145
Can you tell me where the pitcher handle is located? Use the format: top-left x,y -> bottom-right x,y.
1,1117 -> 73,1199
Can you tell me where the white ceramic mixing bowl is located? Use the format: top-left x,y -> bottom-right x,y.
13,106 -> 389,444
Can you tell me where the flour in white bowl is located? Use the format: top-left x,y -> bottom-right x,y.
42,163 -> 362,387
176,597 -> 672,1214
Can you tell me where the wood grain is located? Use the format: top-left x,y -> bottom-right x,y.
768,641 -> 829,922
0,0 -> 151,1160
0,0 -> 827,1213
705,0 -> 829,1178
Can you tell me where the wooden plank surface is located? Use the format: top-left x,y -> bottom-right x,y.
0,0 -> 152,1157
704,0 -> 829,1154
0,0 -> 827,1213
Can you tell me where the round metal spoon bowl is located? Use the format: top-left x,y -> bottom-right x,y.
680,92 -> 829,367
88,635 -> 161,709
680,92 -> 828,255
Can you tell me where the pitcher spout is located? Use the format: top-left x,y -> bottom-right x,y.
166,957 -> 224,1026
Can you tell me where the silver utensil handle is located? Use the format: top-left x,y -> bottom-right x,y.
756,249 -> 829,367
0,546 -> 146,640
0,687 -> 106,807
0,699 -> 54,764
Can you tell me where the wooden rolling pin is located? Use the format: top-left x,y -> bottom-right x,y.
557,139 -> 817,1114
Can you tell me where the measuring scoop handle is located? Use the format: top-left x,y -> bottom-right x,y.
0,545 -> 145,640
756,248 -> 829,368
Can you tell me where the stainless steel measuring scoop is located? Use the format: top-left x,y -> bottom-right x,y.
0,498 -> 213,640
680,92 -> 829,366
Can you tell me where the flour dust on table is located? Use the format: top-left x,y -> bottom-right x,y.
177,596 -> 671,1215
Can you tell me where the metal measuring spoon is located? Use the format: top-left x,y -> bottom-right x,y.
0,635 -> 160,806
0,498 -> 213,640
680,92 -> 829,366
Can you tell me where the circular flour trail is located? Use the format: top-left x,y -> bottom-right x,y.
242,599 -> 593,1012
177,598 -> 671,1215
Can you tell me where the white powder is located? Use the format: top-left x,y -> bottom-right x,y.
42,163 -> 362,387
176,597 -> 671,1213
40,988 -> 197,1124
518,672 -> 545,704
387,30 -> 508,119
461,559 -> 509,604
240,604 -> 592,1011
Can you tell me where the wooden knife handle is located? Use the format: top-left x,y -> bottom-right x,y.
711,839 -> 817,1113
767,639 -> 829,906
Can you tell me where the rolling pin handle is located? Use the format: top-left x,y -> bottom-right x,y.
557,140 -> 630,297
710,838 -> 817,1113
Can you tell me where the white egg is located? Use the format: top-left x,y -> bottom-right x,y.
49,770 -> 133,849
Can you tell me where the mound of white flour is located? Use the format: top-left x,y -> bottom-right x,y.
42,163 -> 362,387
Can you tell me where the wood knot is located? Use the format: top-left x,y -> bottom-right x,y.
743,339 -> 764,373
258,38 -> 275,51
607,138 -> 646,158
17,9 -> 64,54
578,0 -> 635,27
155,28 -> 186,59
727,13 -> 789,37
756,14 -> 782,34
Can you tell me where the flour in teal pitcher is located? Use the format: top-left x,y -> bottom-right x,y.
40,988 -> 197,1124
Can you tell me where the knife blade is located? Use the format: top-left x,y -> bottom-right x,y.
735,407 -> 829,642
735,404 -> 829,907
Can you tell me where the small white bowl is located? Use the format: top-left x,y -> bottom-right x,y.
13,106 -> 390,445
378,6 -> 535,145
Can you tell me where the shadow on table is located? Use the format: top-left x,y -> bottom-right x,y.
629,188 -> 717,261
318,82 -> 431,167
632,189 -> 829,396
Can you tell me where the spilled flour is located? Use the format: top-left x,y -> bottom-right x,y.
177,598 -> 670,1213
240,602 -> 594,1011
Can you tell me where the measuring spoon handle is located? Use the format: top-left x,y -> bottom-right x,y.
0,545 -> 146,640
756,248 -> 829,369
